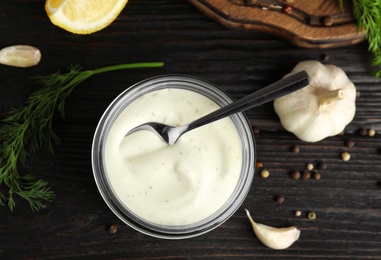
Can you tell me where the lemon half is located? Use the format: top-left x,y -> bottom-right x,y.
45,0 -> 128,34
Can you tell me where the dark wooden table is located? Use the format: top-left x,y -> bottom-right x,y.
1,1 -> 381,259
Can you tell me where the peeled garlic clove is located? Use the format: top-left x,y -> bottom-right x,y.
0,45 -> 41,68
245,209 -> 300,250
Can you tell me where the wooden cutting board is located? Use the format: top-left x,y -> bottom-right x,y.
188,0 -> 366,48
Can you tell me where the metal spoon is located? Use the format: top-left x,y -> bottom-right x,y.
126,71 -> 310,145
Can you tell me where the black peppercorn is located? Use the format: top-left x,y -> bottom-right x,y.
302,171 -> 311,180
321,54 -> 330,61
317,161 -> 327,170
345,139 -> 355,148
291,170 -> 301,180
313,172 -> 321,180
290,145 -> 300,153
359,128 -> 368,136
283,5 -> 292,14
275,195 -> 285,204
253,126 -> 260,135
108,224 -> 118,234
322,16 -> 334,26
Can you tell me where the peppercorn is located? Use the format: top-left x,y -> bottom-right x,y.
359,128 -> 368,136
317,161 -> 327,170
321,54 -> 330,61
283,5 -> 292,14
341,152 -> 351,161
313,172 -> 321,180
308,212 -> 316,220
368,129 -> 376,137
290,145 -> 300,153
306,163 -> 314,171
294,210 -> 302,217
275,195 -> 285,204
291,170 -> 301,180
256,161 -> 263,169
322,16 -> 334,26
302,171 -> 311,180
261,169 -> 270,178
252,126 -> 260,135
345,139 -> 355,148
108,224 -> 118,234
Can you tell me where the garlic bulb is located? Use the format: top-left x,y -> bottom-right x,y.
0,45 -> 41,68
274,60 -> 356,142
245,209 -> 300,250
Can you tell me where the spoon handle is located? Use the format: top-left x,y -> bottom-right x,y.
187,70 -> 310,131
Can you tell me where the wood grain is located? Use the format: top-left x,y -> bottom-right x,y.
0,0 -> 380,259
188,0 -> 366,48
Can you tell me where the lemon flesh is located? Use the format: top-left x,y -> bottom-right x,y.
45,0 -> 128,34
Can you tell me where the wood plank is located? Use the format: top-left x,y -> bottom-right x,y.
0,0 -> 380,259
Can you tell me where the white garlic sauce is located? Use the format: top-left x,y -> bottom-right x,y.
104,88 -> 242,226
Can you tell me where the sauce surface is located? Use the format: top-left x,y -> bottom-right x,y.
105,88 -> 242,225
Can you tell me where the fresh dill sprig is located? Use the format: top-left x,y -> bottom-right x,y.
0,62 -> 164,212
340,0 -> 381,77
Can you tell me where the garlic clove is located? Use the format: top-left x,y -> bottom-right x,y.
245,209 -> 301,250
0,45 -> 41,68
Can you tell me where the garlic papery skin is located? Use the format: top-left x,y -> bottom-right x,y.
0,45 -> 41,68
245,209 -> 301,250
274,60 -> 356,142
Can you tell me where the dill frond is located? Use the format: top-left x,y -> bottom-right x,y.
340,0 -> 381,77
0,62 -> 164,211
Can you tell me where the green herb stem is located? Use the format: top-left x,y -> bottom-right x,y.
91,62 -> 164,75
0,61 -> 164,212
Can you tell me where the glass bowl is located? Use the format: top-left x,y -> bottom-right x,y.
92,75 -> 255,239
